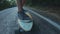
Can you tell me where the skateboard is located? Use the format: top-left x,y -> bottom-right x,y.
17,11 -> 33,32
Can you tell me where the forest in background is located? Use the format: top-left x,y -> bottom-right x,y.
26,0 -> 60,6
0,0 -> 16,10
0,0 -> 60,10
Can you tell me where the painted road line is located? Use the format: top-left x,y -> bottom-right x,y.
28,9 -> 60,30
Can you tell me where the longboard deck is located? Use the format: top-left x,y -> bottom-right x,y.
18,12 -> 33,31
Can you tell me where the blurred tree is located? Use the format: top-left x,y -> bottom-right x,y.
0,0 -> 11,10
25,0 -> 32,6
0,0 -> 16,11
26,0 -> 60,7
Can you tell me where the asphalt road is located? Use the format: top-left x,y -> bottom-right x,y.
0,7 -> 60,34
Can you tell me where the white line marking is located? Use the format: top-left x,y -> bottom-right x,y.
28,9 -> 60,30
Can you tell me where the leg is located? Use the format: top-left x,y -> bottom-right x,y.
16,0 -> 33,32
16,0 -> 22,12
17,0 -> 29,20
22,0 -> 26,7
16,0 -> 26,12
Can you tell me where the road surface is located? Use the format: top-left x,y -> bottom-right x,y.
0,7 -> 60,34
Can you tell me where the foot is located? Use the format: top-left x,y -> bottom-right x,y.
18,9 -> 32,20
